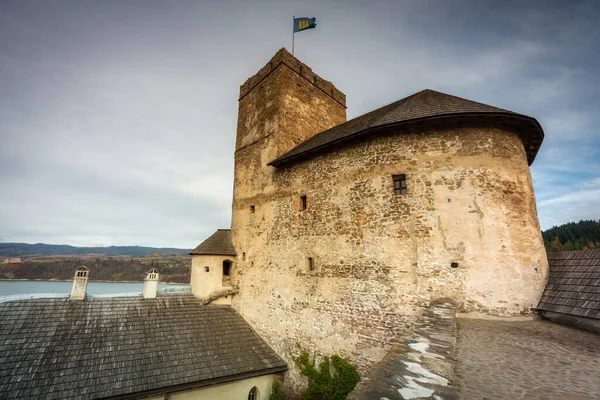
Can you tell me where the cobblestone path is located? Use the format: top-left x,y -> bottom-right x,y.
455,318 -> 600,400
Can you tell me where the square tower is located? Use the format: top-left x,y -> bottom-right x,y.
233,48 -> 346,200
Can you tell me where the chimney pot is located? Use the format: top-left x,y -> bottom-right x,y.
69,266 -> 89,301
143,269 -> 159,299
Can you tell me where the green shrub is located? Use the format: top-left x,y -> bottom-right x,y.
269,379 -> 286,400
291,345 -> 360,400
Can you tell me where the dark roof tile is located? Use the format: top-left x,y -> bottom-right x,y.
269,89 -> 544,167
189,229 -> 236,256
538,249 -> 600,320
0,294 -> 286,399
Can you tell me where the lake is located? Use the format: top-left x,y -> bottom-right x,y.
0,280 -> 190,302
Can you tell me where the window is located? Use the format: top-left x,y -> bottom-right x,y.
223,260 -> 231,276
306,257 -> 315,272
248,386 -> 258,400
299,195 -> 307,211
242,252 -> 246,261
250,205 -> 255,213
204,266 -> 210,272
392,174 -> 407,195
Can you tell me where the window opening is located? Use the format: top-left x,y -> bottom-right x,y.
223,260 -> 231,276
204,266 -> 210,273
242,252 -> 246,261
307,257 -> 315,272
248,386 -> 258,400
250,205 -> 255,213
393,174 -> 407,195
300,195 -> 307,211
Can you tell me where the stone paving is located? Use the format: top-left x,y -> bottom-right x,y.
455,317 -> 600,400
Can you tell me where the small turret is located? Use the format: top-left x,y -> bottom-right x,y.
143,269 -> 159,299
69,266 -> 89,301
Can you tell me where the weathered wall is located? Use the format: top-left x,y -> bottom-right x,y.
348,299 -> 458,400
190,255 -> 235,305
233,48 -> 346,203
231,125 -> 548,392
229,48 -> 547,395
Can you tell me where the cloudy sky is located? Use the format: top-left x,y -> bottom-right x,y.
1,0 -> 598,248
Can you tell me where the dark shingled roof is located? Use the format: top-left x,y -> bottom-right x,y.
537,250 -> 600,320
189,229 -> 236,256
269,89 -> 544,167
0,294 -> 286,399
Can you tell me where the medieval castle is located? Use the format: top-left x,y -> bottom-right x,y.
189,48 -> 548,388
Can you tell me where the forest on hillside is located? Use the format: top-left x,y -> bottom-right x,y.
542,220 -> 600,252
0,255 -> 190,283
0,243 -> 191,258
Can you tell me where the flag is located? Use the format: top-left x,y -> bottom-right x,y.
294,17 -> 316,33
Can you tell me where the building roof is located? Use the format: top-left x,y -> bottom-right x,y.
0,294 -> 286,400
537,249 -> 600,320
269,89 -> 544,167
189,229 -> 236,256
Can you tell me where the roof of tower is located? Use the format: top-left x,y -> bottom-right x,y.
0,294 -> 287,399
269,89 -> 544,167
189,229 -> 236,256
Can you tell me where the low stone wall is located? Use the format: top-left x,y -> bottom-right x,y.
347,299 -> 458,400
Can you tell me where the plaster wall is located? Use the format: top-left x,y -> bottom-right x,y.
144,373 -> 278,400
231,125 -> 548,390
190,255 -> 235,305
69,277 -> 87,301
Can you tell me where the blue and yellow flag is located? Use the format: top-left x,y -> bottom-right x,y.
294,17 -> 316,33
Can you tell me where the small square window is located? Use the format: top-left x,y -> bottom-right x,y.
306,257 -> 315,272
204,266 -> 210,272
299,195 -> 308,211
392,174 -> 407,196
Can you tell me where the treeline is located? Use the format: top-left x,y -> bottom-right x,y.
542,220 -> 600,252
0,256 -> 191,283
0,243 -> 192,259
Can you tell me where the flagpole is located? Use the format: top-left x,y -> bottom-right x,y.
292,15 -> 295,56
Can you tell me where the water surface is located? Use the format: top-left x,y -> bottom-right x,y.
0,280 -> 190,301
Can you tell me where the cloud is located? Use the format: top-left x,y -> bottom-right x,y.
0,0 -> 598,245
537,177 -> 600,230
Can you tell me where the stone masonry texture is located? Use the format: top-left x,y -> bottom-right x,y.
228,49 -> 548,393
348,299 -> 458,400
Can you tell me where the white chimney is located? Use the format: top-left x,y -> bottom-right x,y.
69,266 -> 89,301
143,269 -> 159,299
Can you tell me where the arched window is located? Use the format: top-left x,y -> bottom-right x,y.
248,386 -> 258,400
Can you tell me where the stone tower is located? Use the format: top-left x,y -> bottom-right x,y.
228,49 -> 548,392
231,48 -> 346,207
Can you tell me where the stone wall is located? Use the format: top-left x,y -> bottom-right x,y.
233,48 -> 346,201
229,49 -> 547,394
348,299 -> 458,400
231,124 -> 547,392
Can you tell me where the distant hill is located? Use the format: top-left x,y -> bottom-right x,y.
542,220 -> 600,252
0,243 -> 192,259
